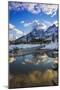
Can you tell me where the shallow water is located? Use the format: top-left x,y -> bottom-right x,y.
9,53 -> 55,74
9,45 -> 58,88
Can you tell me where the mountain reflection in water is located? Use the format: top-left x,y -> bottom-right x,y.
9,51 -> 58,88
9,53 -> 55,74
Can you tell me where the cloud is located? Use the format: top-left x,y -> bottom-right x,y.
23,19 -> 47,31
53,20 -> 58,27
9,23 -> 15,30
27,3 -> 41,14
42,20 -> 52,27
9,24 -> 24,40
40,4 -> 58,16
36,23 -> 47,30
21,19 -> 47,31
14,28 -> 23,34
23,19 -> 39,27
40,23 -> 47,30
32,20 -> 48,30
20,20 -> 25,24
9,2 -> 58,16
24,22 -> 32,27
8,2 -> 23,11
33,19 -> 40,25
9,24 -> 23,34
51,12 -> 56,17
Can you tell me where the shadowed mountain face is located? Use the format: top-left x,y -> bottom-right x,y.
45,24 -> 58,37
12,24 -> 58,44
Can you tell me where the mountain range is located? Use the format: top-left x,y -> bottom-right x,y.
11,23 -> 58,44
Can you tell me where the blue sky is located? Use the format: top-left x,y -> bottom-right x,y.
8,2 -> 59,40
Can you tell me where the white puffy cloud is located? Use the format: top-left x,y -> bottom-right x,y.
9,2 -> 23,11
9,23 -> 15,30
9,24 -> 24,40
23,19 -> 47,30
23,19 -> 39,27
9,2 -> 58,16
40,4 -> 58,16
24,22 -> 32,27
33,22 -> 47,31
27,3 -> 41,14
9,24 -> 23,34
